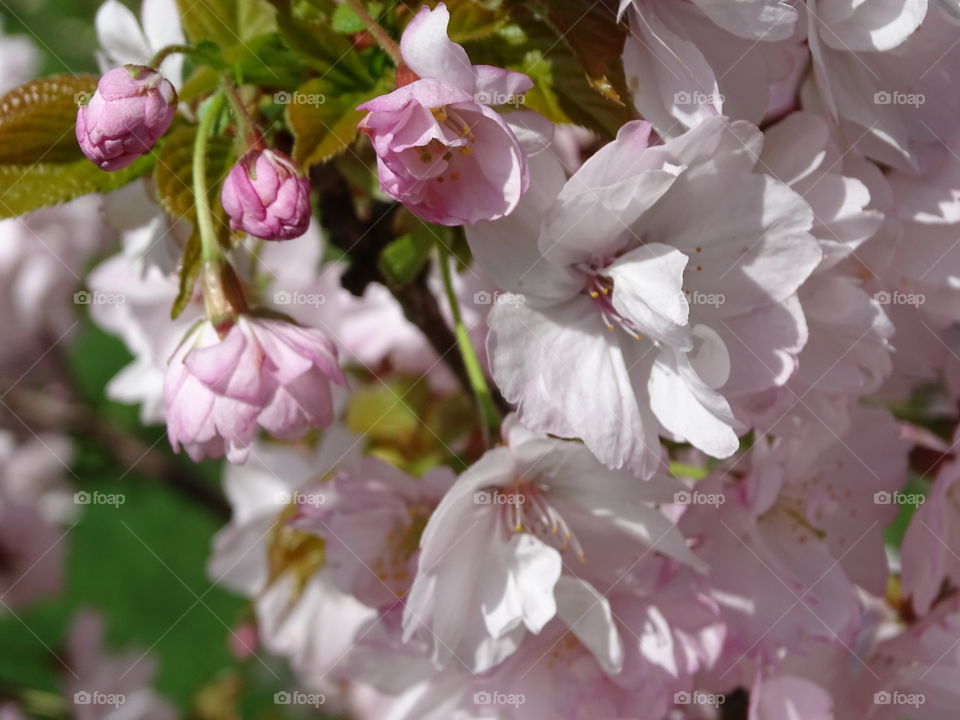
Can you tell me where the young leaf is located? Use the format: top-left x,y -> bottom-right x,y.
171,230 -> 202,319
0,74 -> 97,165
445,0 -> 507,43
526,0 -> 630,106
379,230 -> 434,287
153,125 -> 233,222
273,3 -> 375,89
285,76 -> 391,169
331,2 -> 367,33
0,155 -> 153,219
175,0 -> 277,48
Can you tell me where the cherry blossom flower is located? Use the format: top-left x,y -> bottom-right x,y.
467,117 -> 820,477
358,3 -> 549,225
402,416 -> 700,673
164,315 -> 344,463
680,407 -> 908,672
290,456 -> 456,609
94,0 -> 184,89
621,0 -> 806,135
65,612 -> 176,720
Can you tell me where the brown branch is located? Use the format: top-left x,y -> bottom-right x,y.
0,383 -> 229,519
311,163 -> 510,415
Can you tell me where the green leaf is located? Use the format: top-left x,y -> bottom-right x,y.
153,124 -> 233,222
0,74 -> 97,164
0,154 -> 153,218
445,0 -> 507,43
331,1 -> 367,33
274,4 -> 375,89
378,224 -> 434,287
175,0 -> 277,48
286,75 -> 390,169
172,230 -> 202,319
465,9 -> 634,138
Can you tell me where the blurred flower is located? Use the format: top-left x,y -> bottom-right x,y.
94,0 -> 185,89
66,611 -> 175,720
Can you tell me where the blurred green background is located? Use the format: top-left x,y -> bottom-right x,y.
3,0 -> 102,75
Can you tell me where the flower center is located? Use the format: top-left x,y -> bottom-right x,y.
409,107 -> 478,186
491,484 -> 586,563
374,504 -> 430,593
579,265 -> 644,341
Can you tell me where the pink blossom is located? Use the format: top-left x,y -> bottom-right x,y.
402,415 -> 699,673
290,456 -> 455,609
164,315 -> 344,463
357,3 -> 549,225
467,117 -> 820,477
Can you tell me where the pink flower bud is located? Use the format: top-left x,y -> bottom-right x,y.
75,65 -> 177,171
220,149 -> 311,241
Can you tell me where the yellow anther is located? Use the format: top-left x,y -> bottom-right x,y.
459,146 -> 472,157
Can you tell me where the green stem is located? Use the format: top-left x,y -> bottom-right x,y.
193,91 -> 239,325
222,79 -> 262,151
147,43 -> 194,69
436,242 -> 500,444
343,0 -> 403,65
194,91 -> 226,265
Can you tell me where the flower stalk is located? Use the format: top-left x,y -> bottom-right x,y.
342,0 -> 403,65
436,242 -> 500,444
193,90 -> 245,327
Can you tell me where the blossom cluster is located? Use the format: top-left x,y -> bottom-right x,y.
2,0 -> 960,718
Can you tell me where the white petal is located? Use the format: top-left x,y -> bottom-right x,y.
608,242 -> 692,348
489,298 -> 663,478
95,0 -> 151,65
555,576 -> 624,674
648,349 -> 739,458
